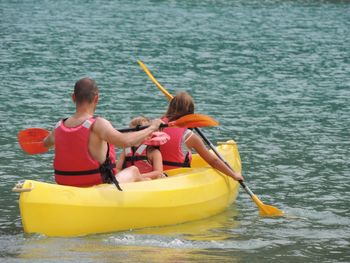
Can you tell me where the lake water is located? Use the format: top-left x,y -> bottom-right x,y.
0,0 -> 349,262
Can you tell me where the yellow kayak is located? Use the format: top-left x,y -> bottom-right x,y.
13,140 -> 241,237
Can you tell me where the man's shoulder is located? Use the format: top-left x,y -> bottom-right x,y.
93,116 -> 109,125
92,116 -> 113,133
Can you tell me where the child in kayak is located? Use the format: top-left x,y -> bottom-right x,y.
160,91 -> 243,181
116,116 -> 169,180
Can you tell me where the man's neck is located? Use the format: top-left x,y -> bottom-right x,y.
74,104 -> 95,119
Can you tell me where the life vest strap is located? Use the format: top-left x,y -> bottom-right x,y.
123,145 -> 149,168
99,159 -> 122,191
163,152 -> 191,168
125,155 -> 148,162
54,163 -> 116,176
162,161 -> 190,167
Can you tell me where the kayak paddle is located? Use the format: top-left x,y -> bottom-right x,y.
137,60 -> 284,217
18,113 -> 218,155
18,128 -> 50,155
120,113 -> 218,132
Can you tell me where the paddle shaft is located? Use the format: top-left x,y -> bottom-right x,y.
119,114 -> 217,132
19,113 -> 215,152
194,127 -> 253,196
118,123 -> 168,133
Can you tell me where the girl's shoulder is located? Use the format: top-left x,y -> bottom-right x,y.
146,146 -> 161,153
184,129 -> 194,141
146,146 -> 162,156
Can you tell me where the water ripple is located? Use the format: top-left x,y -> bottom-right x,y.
0,0 -> 349,262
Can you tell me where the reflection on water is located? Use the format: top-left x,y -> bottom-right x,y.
12,208 -> 242,262
132,206 -> 240,241
17,242 -> 241,263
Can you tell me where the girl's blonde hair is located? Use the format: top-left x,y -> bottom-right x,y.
129,116 -> 150,128
165,91 -> 194,121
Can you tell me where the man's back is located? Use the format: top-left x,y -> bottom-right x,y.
63,116 -> 109,165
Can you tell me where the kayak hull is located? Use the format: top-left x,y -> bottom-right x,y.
16,140 -> 241,237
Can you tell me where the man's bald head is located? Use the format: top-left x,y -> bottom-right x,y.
74,77 -> 99,104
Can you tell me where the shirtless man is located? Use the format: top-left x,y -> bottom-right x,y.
43,77 -> 162,188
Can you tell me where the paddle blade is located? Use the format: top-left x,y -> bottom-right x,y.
169,114 -> 219,128
251,195 -> 284,217
18,128 -> 49,155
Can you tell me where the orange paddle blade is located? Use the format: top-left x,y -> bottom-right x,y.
18,128 -> 49,155
251,195 -> 284,217
169,114 -> 219,128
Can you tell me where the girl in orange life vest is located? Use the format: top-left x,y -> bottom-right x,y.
160,91 -> 244,182
116,116 -> 167,180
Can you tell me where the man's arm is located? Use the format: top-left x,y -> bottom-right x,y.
93,117 -> 162,148
43,131 -> 55,148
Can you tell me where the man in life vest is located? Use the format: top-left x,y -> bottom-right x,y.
117,116 -> 169,180
42,77 -> 163,188
160,91 -> 243,181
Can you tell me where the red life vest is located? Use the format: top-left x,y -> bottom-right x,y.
123,145 -> 153,174
54,117 -> 116,187
159,117 -> 192,171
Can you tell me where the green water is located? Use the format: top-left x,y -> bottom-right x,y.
1,0 -> 349,262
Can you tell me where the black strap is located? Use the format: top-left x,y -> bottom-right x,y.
162,160 -> 190,168
100,160 -> 122,191
183,152 -> 191,167
54,163 -> 117,176
123,146 -> 148,168
162,152 -> 191,168
101,143 -> 122,191
55,168 -> 102,176
125,156 -> 148,162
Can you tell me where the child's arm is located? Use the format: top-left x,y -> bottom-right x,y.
141,148 -> 164,179
116,150 -> 126,172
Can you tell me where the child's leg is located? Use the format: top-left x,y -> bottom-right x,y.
116,166 -> 144,183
